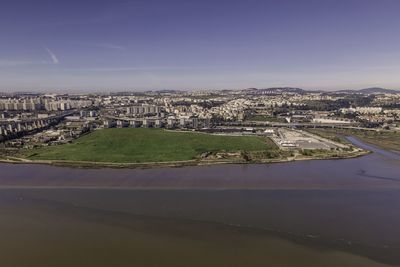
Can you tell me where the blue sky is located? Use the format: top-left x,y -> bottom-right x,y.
1,0 -> 400,92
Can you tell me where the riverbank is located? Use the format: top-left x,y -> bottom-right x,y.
306,128 -> 400,153
0,138 -> 398,190
0,148 -> 368,169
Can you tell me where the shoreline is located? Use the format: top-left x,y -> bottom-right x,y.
0,149 -> 369,169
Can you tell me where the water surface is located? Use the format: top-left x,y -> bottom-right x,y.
0,137 -> 399,267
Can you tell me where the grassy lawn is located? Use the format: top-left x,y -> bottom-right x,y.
306,128 -> 400,152
24,128 -> 276,163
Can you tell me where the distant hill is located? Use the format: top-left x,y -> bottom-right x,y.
337,87 -> 400,94
152,89 -> 184,94
242,87 -> 306,94
241,87 -> 400,95
358,87 -> 399,94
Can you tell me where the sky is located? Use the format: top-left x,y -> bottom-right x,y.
1,0 -> 400,92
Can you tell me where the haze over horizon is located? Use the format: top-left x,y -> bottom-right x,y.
2,0 -> 400,92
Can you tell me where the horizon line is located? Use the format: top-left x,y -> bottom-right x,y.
0,86 -> 399,95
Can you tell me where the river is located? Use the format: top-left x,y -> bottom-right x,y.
0,137 -> 399,266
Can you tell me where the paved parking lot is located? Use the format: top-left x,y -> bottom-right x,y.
275,129 -> 342,150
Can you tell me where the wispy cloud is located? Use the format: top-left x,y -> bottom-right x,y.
65,66 -> 195,72
72,41 -> 126,51
0,59 -> 51,67
94,43 -> 125,50
0,60 -> 34,67
44,47 -> 59,64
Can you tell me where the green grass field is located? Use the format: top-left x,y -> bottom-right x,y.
25,128 -> 276,163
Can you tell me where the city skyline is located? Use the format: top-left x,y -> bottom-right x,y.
2,0 -> 400,91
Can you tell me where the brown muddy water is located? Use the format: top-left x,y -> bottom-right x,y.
0,137 -> 399,267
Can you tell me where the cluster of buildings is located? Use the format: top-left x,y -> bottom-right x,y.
126,104 -> 160,115
1,88 -> 399,147
0,112 -> 68,140
0,95 -> 94,111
